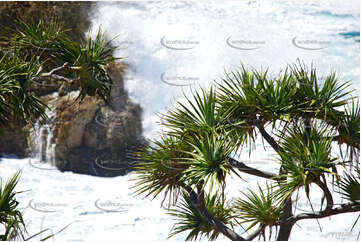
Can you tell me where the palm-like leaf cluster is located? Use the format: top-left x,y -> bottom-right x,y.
336,169 -> 360,203
9,18 -> 68,56
183,132 -> 239,191
55,29 -> 117,102
133,136 -> 191,206
291,64 -> 352,121
233,183 -> 282,240
336,100 -> 360,165
162,87 -> 244,144
218,67 -> 298,125
0,172 -> 25,241
0,52 -> 46,124
168,192 -> 236,240
276,123 -> 340,200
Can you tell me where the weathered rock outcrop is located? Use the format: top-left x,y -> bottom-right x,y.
0,120 -> 29,157
52,63 -> 145,176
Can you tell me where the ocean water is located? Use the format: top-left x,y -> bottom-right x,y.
0,0 -> 360,241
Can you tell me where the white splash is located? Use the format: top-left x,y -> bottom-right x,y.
89,0 -> 359,139
29,93 -> 58,166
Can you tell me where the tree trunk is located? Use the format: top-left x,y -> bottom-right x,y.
277,197 -> 295,240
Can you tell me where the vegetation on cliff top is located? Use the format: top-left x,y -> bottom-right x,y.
0,18 -> 119,126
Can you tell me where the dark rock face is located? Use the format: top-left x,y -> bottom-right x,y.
0,120 -> 28,157
53,63 -> 146,177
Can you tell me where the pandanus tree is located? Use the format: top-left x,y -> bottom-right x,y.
134,62 -> 360,240
0,18 -> 118,125
0,18 -> 118,240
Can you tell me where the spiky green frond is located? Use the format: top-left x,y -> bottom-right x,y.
217,65 -> 299,149
163,87 -> 221,134
9,18 -> 69,56
336,100 -> 360,165
233,183 -> 282,235
162,87 -> 244,143
0,172 -> 26,241
0,51 -> 47,124
291,62 -> 353,121
168,192 -> 236,240
251,68 -> 298,125
218,62 -> 353,135
336,170 -> 360,203
275,123 -> 340,200
133,135 -> 192,205
217,65 -> 260,148
182,132 -> 240,192
73,30 -> 119,102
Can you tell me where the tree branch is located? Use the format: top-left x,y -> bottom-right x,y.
35,74 -> 79,83
253,123 -> 293,240
182,184 -> 246,241
315,178 -> 334,210
292,202 -> 360,222
41,62 -> 69,76
33,62 -> 80,84
245,225 -> 264,240
256,124 -> 284,154
276,196 -> 294,240
227,157 -> 281,181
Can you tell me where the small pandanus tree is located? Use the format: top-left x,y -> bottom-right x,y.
0,18 -> 119,125
134,62 -> 360,240
0,18 -> 119,240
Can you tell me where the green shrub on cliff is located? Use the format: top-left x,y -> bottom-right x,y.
0,18 -> 119,125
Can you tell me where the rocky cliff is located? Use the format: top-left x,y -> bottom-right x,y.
0,2 -> 145,176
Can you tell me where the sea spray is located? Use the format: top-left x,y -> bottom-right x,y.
89,1 -> 359,139
29,93 -> 58,165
